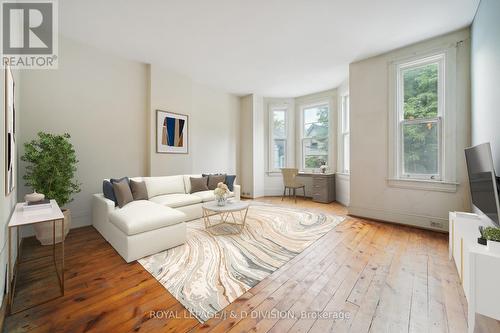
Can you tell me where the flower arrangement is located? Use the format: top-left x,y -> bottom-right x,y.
214,182 -> 230,206
320,164 -> 328,173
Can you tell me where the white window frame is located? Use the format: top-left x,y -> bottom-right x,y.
388,46 -> 458,192
268,105 -> 288,172
398,55 -> 444,180
300,101 -> 330,171
340,94 -> 350,173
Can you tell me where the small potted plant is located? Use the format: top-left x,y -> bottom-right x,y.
478,226 -> 487,245
21,132 -> 81,245
214,182 -> 229,206
483,226 -> 500,253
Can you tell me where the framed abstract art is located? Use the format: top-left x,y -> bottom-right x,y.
156,110 -> 189,154
5,67 -> 16,194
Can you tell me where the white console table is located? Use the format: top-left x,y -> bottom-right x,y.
449,211 -> 500,333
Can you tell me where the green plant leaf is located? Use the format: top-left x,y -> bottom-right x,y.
21,132 -> 82,207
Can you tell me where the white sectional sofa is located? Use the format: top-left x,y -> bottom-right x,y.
92,175 -> 240,262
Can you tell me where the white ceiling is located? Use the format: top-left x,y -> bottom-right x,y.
59,0 -> 480,97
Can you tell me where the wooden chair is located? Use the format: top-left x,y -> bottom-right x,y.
281,168 -> 305,203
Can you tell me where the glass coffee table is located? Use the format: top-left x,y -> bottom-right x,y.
202,200 -> 249,235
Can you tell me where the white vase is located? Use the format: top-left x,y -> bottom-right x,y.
25,190 -> 45,203
487,239 -> 500,253
34,209 -> 71,245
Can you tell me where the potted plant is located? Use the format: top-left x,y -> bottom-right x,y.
482,226 -> 500,253
21,132 -> 81,245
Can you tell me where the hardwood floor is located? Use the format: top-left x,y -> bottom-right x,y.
3,197 -> 484,332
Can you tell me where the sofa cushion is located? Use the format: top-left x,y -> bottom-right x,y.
207,174 -> 226,190
112,179 -> 134,208
144,176 -> 186,198
102,180 -> 117,205
192,190 -> 235,202
183,174 -> 202,194
109,200 -> 185,235
190,176 -> 209,193
111,176 -> 130,184
130,180 -> 148,200
225,175 -> 237,191
149,193 -> 202,208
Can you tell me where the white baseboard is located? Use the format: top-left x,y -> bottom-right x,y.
348,205 -> 449,232
335,196 -> 349,207
264,189 -> 284,196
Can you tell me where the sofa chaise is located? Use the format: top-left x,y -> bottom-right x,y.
92,175 -> 240,262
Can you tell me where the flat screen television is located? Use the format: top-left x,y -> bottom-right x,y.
465,143 -> 500,226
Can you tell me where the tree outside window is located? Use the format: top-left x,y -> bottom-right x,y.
399,56 -> 443,179
302,104 -> 329,169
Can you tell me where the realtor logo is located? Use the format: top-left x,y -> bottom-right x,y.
1,0 -> 58,69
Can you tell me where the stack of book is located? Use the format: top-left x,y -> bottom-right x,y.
22,199 -> 52,211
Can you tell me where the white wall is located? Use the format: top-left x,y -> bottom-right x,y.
239,95 -> 254,197
19,36 -> 148,229
252,94 -> 265,198
149,65 -> 239,177
238,94 -> 265,198
0,69 -> 21,310
349,29 -> 471,231
471,0 -> 500,171
336,79 -> 350,206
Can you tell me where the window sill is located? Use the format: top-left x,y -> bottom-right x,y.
387,178 -> 458,193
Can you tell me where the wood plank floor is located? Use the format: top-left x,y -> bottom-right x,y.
4,197 -> 494,333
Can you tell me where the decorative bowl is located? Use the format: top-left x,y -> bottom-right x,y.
25,190 -> 45,203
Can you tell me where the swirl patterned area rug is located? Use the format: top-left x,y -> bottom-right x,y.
138,203 -> 344,322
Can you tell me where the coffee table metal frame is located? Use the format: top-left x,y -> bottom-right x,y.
202,201 -> 249,235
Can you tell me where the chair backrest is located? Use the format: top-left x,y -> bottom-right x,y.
281,168 -> 299,187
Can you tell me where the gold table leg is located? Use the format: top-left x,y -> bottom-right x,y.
7,218 -> 65,315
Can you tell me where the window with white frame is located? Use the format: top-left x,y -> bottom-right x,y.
396,53 -> 444,180
341,95 -> 350,173
301,103 -> 329,170
269,107 -> 287,171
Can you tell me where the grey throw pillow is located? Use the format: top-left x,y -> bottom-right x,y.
208,174 -> 226,190
130,180 -> 148,200
112,179 -> 134,208
190,176 -> 209,193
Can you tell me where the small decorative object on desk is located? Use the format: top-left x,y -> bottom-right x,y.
320,164 -> 328,174
214,182 -> 229,206
478,226 -> 487,245
24,190 -> 45,203
483,226 -> 500,253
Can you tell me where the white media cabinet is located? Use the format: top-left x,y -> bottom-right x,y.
449,211 -> 500,333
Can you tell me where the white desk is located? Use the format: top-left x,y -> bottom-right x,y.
449,212 -> 500,333
7,200 -> 65,314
